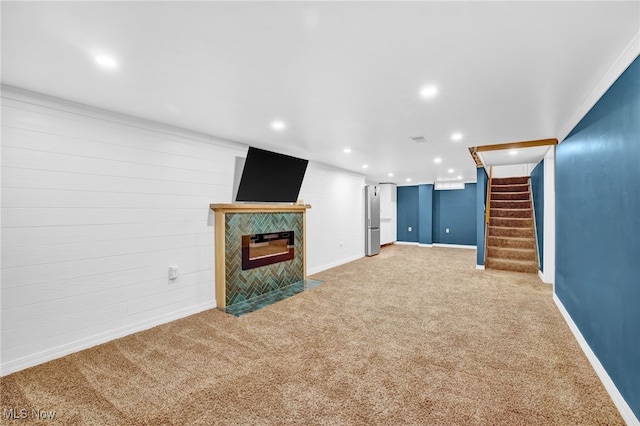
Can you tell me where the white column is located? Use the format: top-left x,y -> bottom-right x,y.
542,147 -> 556,284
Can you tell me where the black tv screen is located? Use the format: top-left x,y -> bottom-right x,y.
235,147 -> 309,203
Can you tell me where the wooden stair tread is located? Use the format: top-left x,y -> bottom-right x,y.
489,246 -> 536,252
488,236 -> 535,241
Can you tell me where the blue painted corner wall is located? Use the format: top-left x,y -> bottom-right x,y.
530,160 -> 544,271
556,55 -> 640,419
476,168 -> 488,265
418,184 -> 433,244
397,186 -> 419,242
433,184 -> 477,245
397,183 -> 477,246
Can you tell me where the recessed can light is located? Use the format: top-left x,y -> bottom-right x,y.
271,120 -> 286,131
451,132 -> 463,141
448,168 -> 454,173
388,173 -> 394,177
406,178 -> 412,182
94,55 -> 118,69
509,150 -> 518,155
362,164 -> 368,169
457,175 -> 462,180
343,148 -> 351,154
434,157 -> 442,163
420,85 -> 438,99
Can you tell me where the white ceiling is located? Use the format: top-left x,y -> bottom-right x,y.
2,1 -> 638,185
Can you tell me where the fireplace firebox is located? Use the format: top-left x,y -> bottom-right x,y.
241,231 -> 295,270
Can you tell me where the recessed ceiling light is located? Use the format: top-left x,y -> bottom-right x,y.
448,168 -> 454,173
457,175 -> 462,180
362,164 -> 368,169
343,148 -> 351,154
388,173 -> 394,177
419,85 -> 438,99
434,157 -> 442,163
451,132 -> 463,141
509,150 -> 518,155
271,120 -> 286,131
94,55 -> 118,69
406,178 -> 412,182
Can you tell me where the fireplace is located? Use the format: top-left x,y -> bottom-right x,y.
242,231 -> 295,270
210,203 -> 310,309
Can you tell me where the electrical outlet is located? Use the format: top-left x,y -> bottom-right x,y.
408,227 -> 412,232
446,228 -> 450,234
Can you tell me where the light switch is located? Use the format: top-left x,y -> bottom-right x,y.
169,265 -> 179,280
408,227 -> 412,232
446,228 -> 450,233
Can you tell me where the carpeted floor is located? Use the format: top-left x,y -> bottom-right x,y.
0,245 -> 623,425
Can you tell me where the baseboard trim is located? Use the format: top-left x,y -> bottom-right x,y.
553,294 -> 639,425
0,301 -> 216,377
537,270 -> 548,284
418,243 -> 433,248
476,265 -> 485,270
432,243 -> 477,250
307,254 -> 363,275
394,241 -> 419,246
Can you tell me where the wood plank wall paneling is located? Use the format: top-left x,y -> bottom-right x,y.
0,89 -> 243,371
1,87 -> 367,374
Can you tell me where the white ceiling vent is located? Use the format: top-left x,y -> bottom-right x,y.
409,136 -> 428,143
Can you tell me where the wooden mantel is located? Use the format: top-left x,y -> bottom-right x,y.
210,203 -> 311,309
210,203 -> 311,213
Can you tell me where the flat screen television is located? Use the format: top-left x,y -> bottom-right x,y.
235,147 -> 309,203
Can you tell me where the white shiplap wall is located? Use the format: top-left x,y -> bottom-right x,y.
0,87 -> 365,374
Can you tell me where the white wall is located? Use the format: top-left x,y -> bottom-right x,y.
490,163 -> 538,178
301,164 -> 365,274
379,183 -> 397,245
0,87 -> 364,374
540,147 -> 556,284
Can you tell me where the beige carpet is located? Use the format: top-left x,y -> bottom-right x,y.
1,245 -> 622,425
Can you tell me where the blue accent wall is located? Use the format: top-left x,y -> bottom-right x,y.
556,55 -> 640,419
418,184 -> 433,244
530,160 -> 544,271
476,168 -> 488,265
433,184 -> 477,245
397,185 -> 419,242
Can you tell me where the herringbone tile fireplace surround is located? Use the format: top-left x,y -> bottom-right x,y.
210,204 -> 310,311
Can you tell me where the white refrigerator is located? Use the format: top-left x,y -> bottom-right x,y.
365,185 -> 380,256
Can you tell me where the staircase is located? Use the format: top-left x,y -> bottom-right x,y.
485,176 -> 539,274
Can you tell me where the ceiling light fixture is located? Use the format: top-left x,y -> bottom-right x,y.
388,173 -> 394,177
448,168 -> 454,173
406,178 -> 412,182
457,175 -> 463,180
343,148 -> 351,154
434,157 -> 442,163
451,132 -> 463,141
94,55 -> 118,69
362,164 -> 368,169
271,120 -> 286,131
509,150 -> 518,156
419,85 -> 438,99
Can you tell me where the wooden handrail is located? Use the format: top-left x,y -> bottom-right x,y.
485,166 -> 493,224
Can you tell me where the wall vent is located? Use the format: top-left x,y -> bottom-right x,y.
435,181 -> 465,190
409,136 -> 428,143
